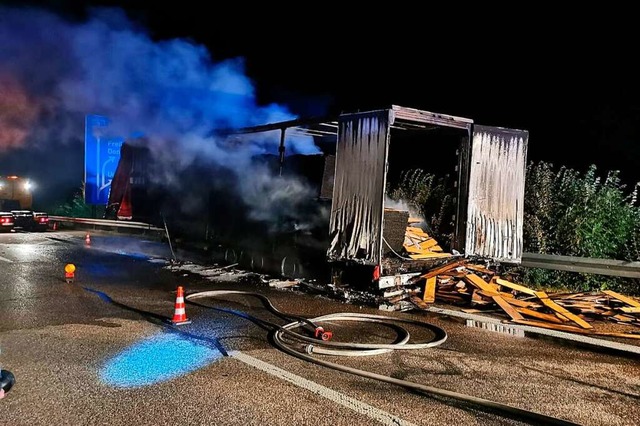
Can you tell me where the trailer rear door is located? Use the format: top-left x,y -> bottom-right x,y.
327,109 -> 392,264
465,125 -> 528,263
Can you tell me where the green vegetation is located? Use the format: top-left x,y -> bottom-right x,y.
390,163 -> 640,295
52,184 -> 103,218
388,169 -> 455,241
515,162 -> 640,295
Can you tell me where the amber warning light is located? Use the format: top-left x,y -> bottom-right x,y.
65,264 -> 76,283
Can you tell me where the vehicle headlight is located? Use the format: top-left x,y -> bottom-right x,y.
24,181 -> 32,191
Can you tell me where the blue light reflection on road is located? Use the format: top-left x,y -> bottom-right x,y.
100,332 -> 222,388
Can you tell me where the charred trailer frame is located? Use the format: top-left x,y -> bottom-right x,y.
326,105 -> 528,290
223,105 -> 529,289
105,105 -> 528,292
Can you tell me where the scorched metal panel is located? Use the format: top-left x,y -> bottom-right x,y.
327,109 -> 392,264
465,125 -> 528,262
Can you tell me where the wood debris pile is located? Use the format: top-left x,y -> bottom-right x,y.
380,226 -> 640,340
403,259 -> 640,340
402,220 -> 452,260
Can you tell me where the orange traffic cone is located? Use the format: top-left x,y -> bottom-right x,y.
171,286 -> 191,325
85,233 -> 91,245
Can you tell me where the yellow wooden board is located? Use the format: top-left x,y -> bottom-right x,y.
419,239 -> 439,250
492,295 -> 525,321
515,307 -> 564,323
495,278 -> 537,296
409,252 -> 451,259
463,274 -> 495,293
603,290 -> 640,308
417,259 -> 468,281
423,276 -> 436,303
535,291 -> 593,329
406,226 -> 428,234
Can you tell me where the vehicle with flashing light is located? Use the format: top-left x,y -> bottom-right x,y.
0,176 -> 49,231
0,211 -> 14,232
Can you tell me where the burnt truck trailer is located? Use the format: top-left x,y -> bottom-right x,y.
107,105 -> 528,291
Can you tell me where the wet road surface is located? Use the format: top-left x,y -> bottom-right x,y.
0,230 -> 638,425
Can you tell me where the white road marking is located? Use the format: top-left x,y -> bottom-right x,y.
0,255 -> 13,263
229,350 -> 417,426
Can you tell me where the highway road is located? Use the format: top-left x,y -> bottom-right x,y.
1,230 -> 638,425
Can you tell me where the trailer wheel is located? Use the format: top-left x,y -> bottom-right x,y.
281,256 -> 303,278
224,249 -> 238,263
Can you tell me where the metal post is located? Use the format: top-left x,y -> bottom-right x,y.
278,129 -> 286,176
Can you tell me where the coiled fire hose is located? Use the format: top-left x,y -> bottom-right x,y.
185,290 -> 579,426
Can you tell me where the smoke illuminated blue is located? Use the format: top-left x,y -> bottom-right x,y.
100,333 -> 222,388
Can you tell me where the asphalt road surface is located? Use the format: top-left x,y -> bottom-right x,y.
0,229 -> 638,425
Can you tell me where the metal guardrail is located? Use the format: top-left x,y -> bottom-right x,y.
521,252 -> 640,279
48,216 -> 164,232
44,217 -> 640,279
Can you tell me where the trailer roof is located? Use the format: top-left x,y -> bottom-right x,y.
217,105 -> 474,138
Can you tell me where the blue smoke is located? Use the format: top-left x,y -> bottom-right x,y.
0,6 -> 308,148
0,5 -> 322,219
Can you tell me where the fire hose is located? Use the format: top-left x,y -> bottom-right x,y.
185,290 -> 579,426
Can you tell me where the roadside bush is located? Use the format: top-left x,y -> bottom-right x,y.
515,162 -> 640,294
52,184 -> 102,218
390,163 -> 640,295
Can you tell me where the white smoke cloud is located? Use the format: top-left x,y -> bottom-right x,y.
0,5 -> 324,227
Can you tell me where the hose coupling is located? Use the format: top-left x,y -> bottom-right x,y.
314,326 -> 333,341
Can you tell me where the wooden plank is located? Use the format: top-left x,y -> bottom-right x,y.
471,290 -> 492,305
620,307 -> 640,314
492,295 -> 525,321
410,295 -> 429,310
409,252 -> 452,259
515,307 -> 564,323
412,259 -> 468,282
555,302 -> 598,309
440,271 -> 468,278
549,292 -> 589,300
406,227 -> 429,236
388,294 -> 410,304
404,244 -> 426,254
495,278 -> 537,296
612,314 -> 635,323
423,276 -> 436,303
502,297 -> 539,309
603,290 -> 640,308
465,264 -> 495,275
418,239 -> 439,250
535,291 -> 593,329
463,273 -> 496,293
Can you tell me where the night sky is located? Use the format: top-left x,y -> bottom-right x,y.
2,1 -> 640,200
